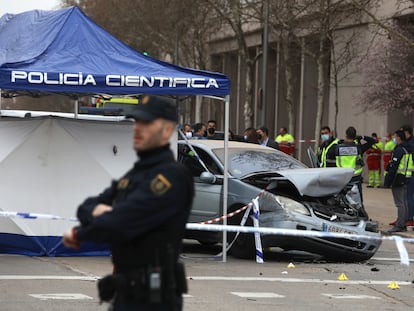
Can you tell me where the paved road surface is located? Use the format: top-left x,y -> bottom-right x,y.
0,186 -> 413,310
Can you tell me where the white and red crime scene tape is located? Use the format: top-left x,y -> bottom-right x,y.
1,206 -> 413,265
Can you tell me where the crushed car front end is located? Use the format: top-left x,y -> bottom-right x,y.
246,169 -> 382,262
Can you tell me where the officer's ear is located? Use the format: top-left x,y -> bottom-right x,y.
161,120 -> 176,138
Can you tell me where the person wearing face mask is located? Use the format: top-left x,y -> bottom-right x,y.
256,126 -> 279,149
206,119 -> 224,140
183,123 -> 193,139
384,130 -> 413,232
317,126 -> 338,168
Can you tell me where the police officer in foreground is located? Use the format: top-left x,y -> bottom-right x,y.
63,95 -> 194,310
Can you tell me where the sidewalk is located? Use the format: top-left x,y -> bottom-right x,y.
363,185 -> 414,236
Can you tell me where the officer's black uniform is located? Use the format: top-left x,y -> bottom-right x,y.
71,96 -> 194,311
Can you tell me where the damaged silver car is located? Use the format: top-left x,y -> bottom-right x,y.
178,140 -> 381,262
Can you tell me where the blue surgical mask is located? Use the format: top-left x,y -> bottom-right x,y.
321,134 -> 330,141
393,138 -> 397,144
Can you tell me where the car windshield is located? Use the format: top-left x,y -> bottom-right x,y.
213,148 -> 307,178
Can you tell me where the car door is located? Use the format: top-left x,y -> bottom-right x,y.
178,144 -> 223,223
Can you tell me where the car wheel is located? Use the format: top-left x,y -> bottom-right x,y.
227,210 -> 255,259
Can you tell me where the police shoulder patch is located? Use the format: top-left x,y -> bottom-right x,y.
150,174 -> 172,196
118,178 -> 129,189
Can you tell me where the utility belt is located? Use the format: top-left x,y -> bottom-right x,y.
97,260 -> 187,305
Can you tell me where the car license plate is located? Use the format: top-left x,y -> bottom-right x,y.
322,223 -> 356,234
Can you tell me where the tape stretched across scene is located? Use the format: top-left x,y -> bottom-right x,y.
1,210 -> 412,265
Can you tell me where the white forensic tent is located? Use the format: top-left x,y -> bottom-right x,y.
0,113 -> 136,255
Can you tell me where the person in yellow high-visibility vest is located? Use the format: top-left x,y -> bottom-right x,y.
383,133 -> 396,173
384,130 -> 413,232
333,126 -> 376,218
275,127 -> 295,156
365,133 -> 384,188
317,126 -> 338,168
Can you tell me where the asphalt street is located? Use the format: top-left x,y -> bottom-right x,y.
0,187 -> 413,310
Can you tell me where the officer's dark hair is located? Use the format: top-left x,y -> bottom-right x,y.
345,126 -> 357,140
401,125 -> 413,135
244,127 -> 258,142
244,127 -> 256,135
395,130 -> 405,142
258,126 -> 269,136
371,132 -> 377,138
207,120 -> 216,125
321,126 -> 331,133
193,122 -> 205,133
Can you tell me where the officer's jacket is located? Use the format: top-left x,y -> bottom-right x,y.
75,144 -> 194,267
333,136 -> 375,176
317,137 -> 338,167
384,142 -> 412,187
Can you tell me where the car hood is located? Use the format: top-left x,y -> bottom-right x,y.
271,167 -> 354,197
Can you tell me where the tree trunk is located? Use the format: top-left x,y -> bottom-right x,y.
282,40 -> 295,137
243,62 -> 254,129
314,51 -> 326,150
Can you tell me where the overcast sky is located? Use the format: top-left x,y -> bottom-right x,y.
0,0 -> 60,17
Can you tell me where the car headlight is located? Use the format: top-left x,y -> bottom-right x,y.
259,192 -> 310,215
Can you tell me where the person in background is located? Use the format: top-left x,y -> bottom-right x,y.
192,122 -> 207,139
383,132 -> 396,173
384,130 -> 412,232
275,127 -> 295,156
317,126 -> 338,168
206,119 -> 224,139
228,129 -> 234,140
244,127 -> 259,144
206,120 -> 217,139
63,95 -> 194,310
257,126 -> 279,149
401,125 -> 414,227
333,126 -> 376,216
365,133 -> 384,188
183,123 -> 193,139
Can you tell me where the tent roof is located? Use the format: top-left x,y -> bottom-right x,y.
0,6 -> 230,96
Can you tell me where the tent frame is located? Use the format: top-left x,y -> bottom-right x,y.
204,95 -> 230,262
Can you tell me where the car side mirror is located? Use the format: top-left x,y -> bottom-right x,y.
199,171 -> 216,184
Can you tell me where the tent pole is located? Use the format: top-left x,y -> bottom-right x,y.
74,97 -> 78,119
222,95 -> 230,263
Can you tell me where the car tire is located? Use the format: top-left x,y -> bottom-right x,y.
227,211 -> 255,259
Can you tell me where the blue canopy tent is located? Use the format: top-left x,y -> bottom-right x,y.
0,7 -> 232,259
0,6 -> 229,96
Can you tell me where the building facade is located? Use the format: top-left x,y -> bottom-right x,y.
202,0 -> 413,164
